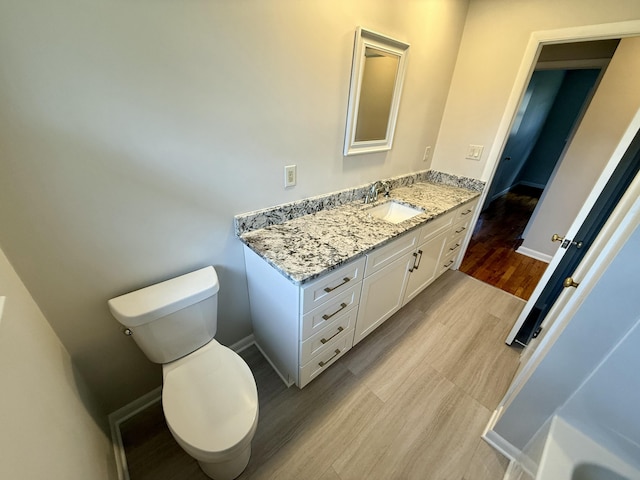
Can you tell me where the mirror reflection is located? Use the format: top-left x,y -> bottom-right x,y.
343,27 -> 409,156
355,47 -> 400,142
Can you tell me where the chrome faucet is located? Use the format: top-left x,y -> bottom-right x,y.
382,181 -> 391,198
365,181 -> 381,204
364,180 -> 392,204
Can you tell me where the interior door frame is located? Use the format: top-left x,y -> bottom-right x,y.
500,125 -> 640,400
450,20 -> 640,344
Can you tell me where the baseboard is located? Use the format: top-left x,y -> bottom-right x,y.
109,386 -> 162,480
482,407 -> 521,462
489,181 -> 545,205
108,334 -> 257,480
253,340 -> 295,388
491,186 -> 512,202
229,333 -> 256,353
515,246 -> 552,263
517,180 -> 546,190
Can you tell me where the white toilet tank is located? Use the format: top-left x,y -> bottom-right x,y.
108,266 -> 220,364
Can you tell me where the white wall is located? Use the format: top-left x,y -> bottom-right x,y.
0,248 -> 115,479
432,0 -> 640,180
0,0 -> 470,412
520,36 -> 640,256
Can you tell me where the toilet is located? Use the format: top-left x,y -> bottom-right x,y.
108,266 -> 258,480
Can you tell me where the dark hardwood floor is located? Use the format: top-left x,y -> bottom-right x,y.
460,185 -> 548,300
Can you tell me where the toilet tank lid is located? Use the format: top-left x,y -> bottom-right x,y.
108,266 -> 219,327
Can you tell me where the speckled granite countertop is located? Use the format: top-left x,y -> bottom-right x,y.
239,181 -> 480,285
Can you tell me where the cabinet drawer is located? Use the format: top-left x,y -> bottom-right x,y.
301,257 -> 366,314
300,308 -> 357,364
443,234 -> 465,258
419,210 -> 455,244
364,231 -> 419,277
301,283 -> 361,340
450,216 -> 472,239
299,329 -> 354,387
454,199 -> 478,223
438,247 -> 459,275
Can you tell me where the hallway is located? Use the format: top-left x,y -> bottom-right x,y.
460,185 -> 548,300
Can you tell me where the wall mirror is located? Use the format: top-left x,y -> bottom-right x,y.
344,27 -> 410,156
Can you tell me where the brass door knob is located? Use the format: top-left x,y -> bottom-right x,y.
551,233 -> 565,243
563,277 -> 579,288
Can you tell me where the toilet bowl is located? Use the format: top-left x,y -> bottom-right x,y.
162,340 -> 259,480
108,266 -> 258,480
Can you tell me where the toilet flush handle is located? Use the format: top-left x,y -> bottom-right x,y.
123,328 -> 133,336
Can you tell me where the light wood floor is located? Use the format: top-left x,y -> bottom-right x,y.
120,270 -> 525,480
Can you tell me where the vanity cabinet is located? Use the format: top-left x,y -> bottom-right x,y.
355,199 -> 478,345
243,198 -> 479,387
353,232 -> 418,345
438,200 -> 477,275
243,248 -> 366,388
402,209 -> 456,305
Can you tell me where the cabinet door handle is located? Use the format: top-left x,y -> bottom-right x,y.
461,209 -> 472,216
318,349 -> 341,367
322,303 -> 348,321
449,243 -> 460,251
323,277 -> 351,293
443,260 -> 454,268
415,249 -> 423,269
455,226 -> 466,234
320,326 -> 344,344
408,252 -> 418,272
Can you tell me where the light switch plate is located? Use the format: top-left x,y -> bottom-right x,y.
423,146 -> 432,162
465,144 -> 484,160
284,165 -> 297,188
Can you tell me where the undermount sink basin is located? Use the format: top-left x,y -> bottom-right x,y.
367,200 -> 424,224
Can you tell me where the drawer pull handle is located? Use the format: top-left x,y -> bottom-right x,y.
449,243 -> 460,251
461,209 -> 472,216
455,226 -> 466,234
322,303 -> 348,321
320,326 -> 344,344
318,349 -> 341,367
324,277 -> 351,293
443,260 -> 454,268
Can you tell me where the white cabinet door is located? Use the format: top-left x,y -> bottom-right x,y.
402,230 -> 449,305
353,252 -> 414,345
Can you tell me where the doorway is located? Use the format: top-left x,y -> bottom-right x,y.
460,40 -> 618,301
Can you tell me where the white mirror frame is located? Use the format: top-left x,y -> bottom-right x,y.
343,27 -> 410,156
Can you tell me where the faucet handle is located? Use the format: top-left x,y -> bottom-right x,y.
382,181 -> 391,197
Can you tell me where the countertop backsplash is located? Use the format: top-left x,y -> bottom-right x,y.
234,170 -> 484,236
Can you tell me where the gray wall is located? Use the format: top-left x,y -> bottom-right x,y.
0,0 -> 470,413
431,0 -> 640,179
0,247 -> 115,480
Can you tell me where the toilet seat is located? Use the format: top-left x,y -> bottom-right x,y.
162,340 -> 259,463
